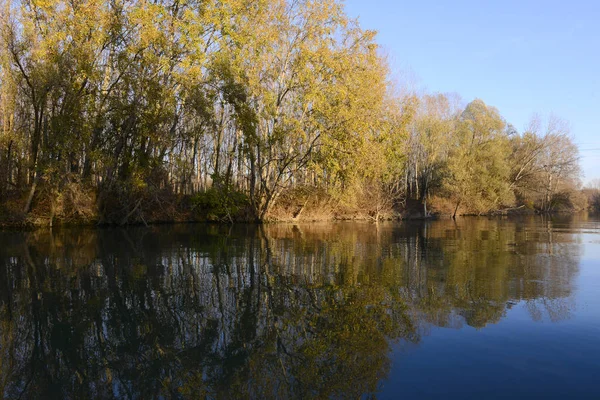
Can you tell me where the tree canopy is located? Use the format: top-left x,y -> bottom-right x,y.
0,0 -> 584,224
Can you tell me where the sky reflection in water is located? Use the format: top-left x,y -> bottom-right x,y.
1,214 -> 599,399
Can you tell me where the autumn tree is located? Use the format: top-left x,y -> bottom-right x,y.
444,99 -> 512,217
510,115 -> 580,211
585,179 -> 600,212
0,0 -> 584,223
404,93 -> 460,216
214,0 -> 389,219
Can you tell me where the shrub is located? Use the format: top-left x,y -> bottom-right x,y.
191,184 -> 249,222
591,192 -> 600,213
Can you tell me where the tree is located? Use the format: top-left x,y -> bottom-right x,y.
216,0 -> 389,219
537,118 -> 580,211
586,179 -> 600,212
0,0 -> 585,224
445,99 -> 512,217
404,93 -> 460,216
510,115 -> 580,211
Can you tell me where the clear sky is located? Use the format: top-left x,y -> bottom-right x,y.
344,0 -> 600,184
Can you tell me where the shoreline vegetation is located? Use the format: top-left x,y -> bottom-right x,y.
0,204 -> 596,229
1,0 -> 599,228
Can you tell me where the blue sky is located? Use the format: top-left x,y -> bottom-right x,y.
344,0 -> 600,183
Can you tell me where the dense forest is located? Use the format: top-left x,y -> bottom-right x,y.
0,0 -> 587,225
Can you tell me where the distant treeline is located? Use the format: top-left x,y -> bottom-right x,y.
0,0 -> 587,225
583,180 -> 600,213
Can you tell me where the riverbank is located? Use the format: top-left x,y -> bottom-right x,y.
1,202 -> 587,229
2,183 -> 593,229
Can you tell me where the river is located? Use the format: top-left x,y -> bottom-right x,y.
1,215 -> 599,398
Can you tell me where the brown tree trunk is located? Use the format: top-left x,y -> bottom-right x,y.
453,200 -> 460,220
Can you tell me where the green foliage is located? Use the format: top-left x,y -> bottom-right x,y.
0,0 -> 583,223
192,180 -> 249,222
444,99 -> 513,215
591,193 -> 600,213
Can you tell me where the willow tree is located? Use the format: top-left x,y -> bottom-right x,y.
217,0 -> 389,220
1,0 -> 115,214
445,99 -> 512,217
405,93 -> 460,215
1,0 -> 223,220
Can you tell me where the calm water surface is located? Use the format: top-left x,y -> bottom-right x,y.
1,215 -> 600,399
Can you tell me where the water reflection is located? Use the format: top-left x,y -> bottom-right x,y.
0,217 -> 583,398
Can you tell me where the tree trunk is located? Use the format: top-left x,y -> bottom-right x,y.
452,200 -> 460,220
23,173 -> 39,214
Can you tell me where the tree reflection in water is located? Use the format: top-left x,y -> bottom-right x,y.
0,217 -> 581,398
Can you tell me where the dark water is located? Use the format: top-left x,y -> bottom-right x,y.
1,215 -> 600,399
